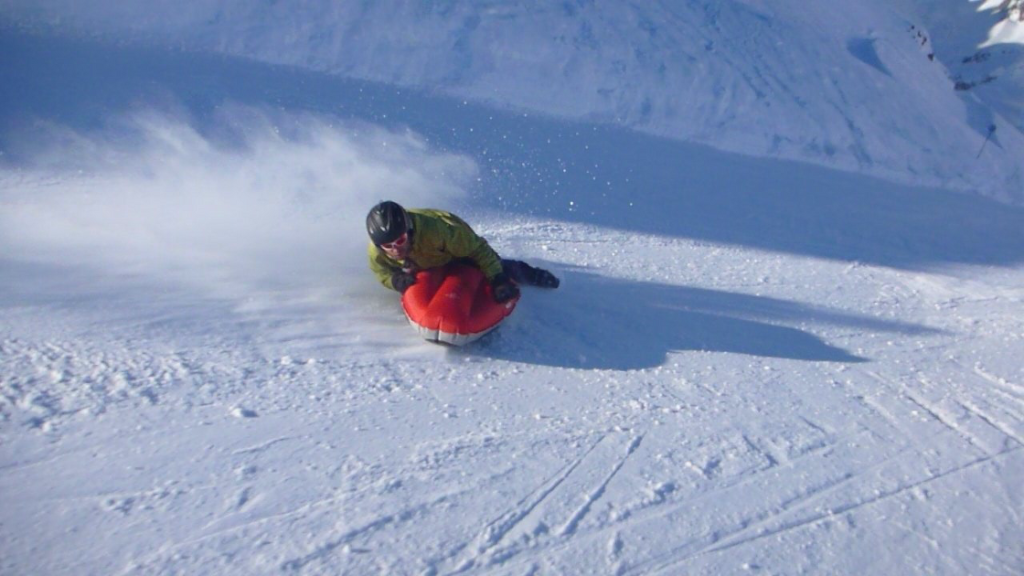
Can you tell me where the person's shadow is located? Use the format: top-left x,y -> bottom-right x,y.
459,268 -> 938,369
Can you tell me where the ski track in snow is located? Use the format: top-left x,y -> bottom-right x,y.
447,431 -> 645,573
636,447 -> 1023,576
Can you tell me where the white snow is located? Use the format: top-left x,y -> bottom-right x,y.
2,3 -> 1024,576
976,1 -> 1024,47
3,0 -> 1024,203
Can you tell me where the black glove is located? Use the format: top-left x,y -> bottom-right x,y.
490,273 -> 520,303
391,271 -> 416,294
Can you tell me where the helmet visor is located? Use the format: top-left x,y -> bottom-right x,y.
379,232 -> 409,252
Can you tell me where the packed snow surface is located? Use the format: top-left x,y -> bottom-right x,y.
2,3 -> 1024,576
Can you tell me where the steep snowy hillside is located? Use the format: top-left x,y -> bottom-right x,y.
2,0 -> 1022,203
908,0 -> 1024,137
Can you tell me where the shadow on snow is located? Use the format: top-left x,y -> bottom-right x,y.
453,269 -> 938,369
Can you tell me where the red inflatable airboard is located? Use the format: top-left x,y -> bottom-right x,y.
402,263 -> 519,345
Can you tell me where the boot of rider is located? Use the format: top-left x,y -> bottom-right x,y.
503,260 -> 559,288
527,265 -> 560,288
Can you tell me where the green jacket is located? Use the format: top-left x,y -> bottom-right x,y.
368,208 -> 504,291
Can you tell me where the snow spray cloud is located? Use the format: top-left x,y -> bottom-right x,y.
0,105 -> 477,297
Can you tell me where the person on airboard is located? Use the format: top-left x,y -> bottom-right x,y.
366,200 -> 560,303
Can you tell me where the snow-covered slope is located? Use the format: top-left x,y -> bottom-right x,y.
3,0 -> 1022,203
2,5 -> 1024,576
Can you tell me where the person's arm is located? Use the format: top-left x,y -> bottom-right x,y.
367,244 -> 406,291
443,222 -> 504,280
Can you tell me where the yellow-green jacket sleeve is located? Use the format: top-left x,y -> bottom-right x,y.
367,243 -> 401,290
439,220 -> 504,280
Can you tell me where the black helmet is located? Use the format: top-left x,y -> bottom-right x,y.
366,201 -> 410,245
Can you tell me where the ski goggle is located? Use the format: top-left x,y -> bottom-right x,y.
379,232 -> 408,251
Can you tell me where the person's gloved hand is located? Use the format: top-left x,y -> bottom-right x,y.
391,271 -> 417,294
490,273 -> 520,303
